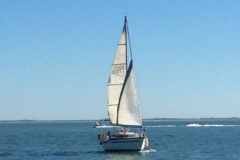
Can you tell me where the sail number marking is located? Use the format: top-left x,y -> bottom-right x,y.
112,65 -> 125,75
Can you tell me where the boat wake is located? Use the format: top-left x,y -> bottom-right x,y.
145,125 -> 176,128
185,123 -> 238,127
94,125 -> 122,128
139,149 -> 156,153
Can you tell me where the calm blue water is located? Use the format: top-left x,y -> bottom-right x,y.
1,119 -> 240,159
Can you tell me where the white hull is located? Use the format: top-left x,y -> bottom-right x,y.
102,137 -> 146,151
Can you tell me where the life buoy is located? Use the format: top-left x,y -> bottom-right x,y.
98,133 -> 105,140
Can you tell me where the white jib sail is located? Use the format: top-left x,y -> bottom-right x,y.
107,23 -> 127,124
117,60 -> 142,127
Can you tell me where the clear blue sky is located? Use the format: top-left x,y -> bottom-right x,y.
1,0 -> 240,120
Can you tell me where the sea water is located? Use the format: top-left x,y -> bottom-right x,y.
1,119 -> 240,159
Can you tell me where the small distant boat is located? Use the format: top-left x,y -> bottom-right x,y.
93,122 -> 100,128
184,123 -> 199,126
96,16 -> 149,151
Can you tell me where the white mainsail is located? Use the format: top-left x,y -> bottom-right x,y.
117,60 -> 142,127
107,19 -> 127,124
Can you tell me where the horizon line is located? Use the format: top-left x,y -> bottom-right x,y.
1,117 -> 240,121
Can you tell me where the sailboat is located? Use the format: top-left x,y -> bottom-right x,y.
97,16 -> 149,151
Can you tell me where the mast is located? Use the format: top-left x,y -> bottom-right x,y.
124,16 -> 128,70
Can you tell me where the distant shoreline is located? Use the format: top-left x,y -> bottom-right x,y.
0,117 -> 240,122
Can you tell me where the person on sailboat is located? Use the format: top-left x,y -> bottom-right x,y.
107,131 -> 110,137
104,132 -> 110,141
122,127 -> 129,133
